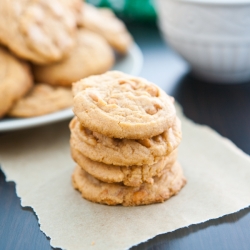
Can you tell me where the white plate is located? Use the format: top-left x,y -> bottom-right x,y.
0,43 -> 143,133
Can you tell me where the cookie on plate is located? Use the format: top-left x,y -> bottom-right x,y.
73,71 -> 176,139
70,116 -> 181,166
0,0 -> 80,64
33,29 -> 114,86
71,146 -> 178,187
72,162 -> 186,206
8,83 -> 72,117
79,3 -> 133,54
0,47 -> 33,118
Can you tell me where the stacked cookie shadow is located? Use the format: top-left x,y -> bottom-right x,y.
70,71 -> 186,206
0,0 -> 132,118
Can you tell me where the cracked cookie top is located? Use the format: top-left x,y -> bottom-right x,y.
73,71 -> 176,139
33,29 -> 114,86
0,0 -> 81,64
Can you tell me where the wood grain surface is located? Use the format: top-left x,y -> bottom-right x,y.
0,23 -> 250,250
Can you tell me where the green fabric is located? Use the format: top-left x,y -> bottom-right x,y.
86,0 -> 157,22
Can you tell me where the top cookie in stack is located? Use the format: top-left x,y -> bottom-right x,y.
70,71 -> 186,206
73,71 -> 176,139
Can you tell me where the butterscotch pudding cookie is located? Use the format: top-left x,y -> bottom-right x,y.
70,71 -> 186,206
71,146 -> 178,187
70,116 -> 181,166
79,3 -> 133,54
72,162 -> 186,206
8,83 -> 72,117
33,29 -> 114,86
0,47 -> 33,118
73,71 -> 176,139
0,0 -> 80,64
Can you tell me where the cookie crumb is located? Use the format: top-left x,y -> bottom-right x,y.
91,241 -> 95,245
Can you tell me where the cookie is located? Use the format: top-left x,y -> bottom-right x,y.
32,29 -> 114,86
79,3 -> 133,54
8,83 -> 72,117
73,71 -> 176,139
72,162 -> 186,206
0,47 -> 33,118
71,146 -> 178,187
0,0 -> 80,64
70,116 -> 181,166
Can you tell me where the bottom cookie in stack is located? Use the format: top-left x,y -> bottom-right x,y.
72,161 -> 186,206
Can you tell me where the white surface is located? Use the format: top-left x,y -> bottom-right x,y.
156,0 -> 250,83
0,43 -> 143,133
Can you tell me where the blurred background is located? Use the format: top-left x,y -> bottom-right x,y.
86,0 -> 157,22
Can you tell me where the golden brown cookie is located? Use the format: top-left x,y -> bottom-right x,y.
78,3 -> 133,54
71,146 -> 178,187
32,29 -> 114,86
72,162 -> 186,206
73,71 -> 177,139
0,47 -> 33,118
70,116 -> 181,166
0,0 -> 81,64
8,83 -> 72,117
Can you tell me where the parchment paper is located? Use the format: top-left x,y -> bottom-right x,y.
1,105 -> 250,250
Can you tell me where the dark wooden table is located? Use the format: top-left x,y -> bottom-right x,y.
1,23 -> 250,250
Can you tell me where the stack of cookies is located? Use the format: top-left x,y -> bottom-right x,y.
70,71 -> 186,206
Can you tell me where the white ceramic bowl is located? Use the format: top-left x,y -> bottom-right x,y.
156,0 -> 250,83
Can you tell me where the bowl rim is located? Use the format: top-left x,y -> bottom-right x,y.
158,0 -> 250,5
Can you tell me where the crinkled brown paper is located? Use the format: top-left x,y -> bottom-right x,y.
1,104 -> 250,250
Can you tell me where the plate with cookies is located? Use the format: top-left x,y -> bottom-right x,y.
0,1 -> 143,132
